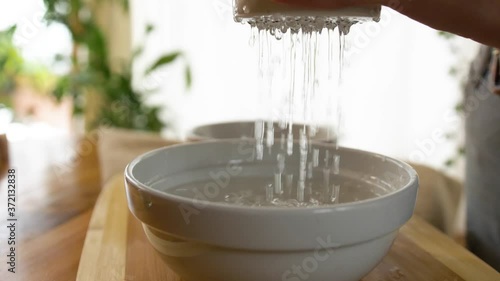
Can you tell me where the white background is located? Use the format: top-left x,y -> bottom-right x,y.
0,0 -> 480,178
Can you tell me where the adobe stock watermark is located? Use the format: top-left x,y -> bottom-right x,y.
281,235 -> 339,281
345,9 -> 393,59
12,2 -> 50,48
345,0 -> 414,60
178,140 -> 256,224
211,0 -> 233,22
51,100 -> 132,178
408,77 -> 493,162
137,69 -> 171,93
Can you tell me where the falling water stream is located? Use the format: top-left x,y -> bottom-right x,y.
245,17 -> 353,206
169,17 -> 392,207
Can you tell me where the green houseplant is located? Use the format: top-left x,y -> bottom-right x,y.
438,32 -> 467,169
43,0 -> 191,132
0,26 -> 23,108
0,25 -> 59,110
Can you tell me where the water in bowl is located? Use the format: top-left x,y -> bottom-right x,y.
167,168 -> 392,208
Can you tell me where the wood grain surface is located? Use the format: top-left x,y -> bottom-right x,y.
0,136 -> 102,281
1,137 -> 498,281
77,175 -> 500,281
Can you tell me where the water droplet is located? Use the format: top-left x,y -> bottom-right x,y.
256,143 -> 264,160
331,184 -> 340,203
140,191 -> 153,208
274,28 -> 283,40
266,184 -> 274,202
249,27 -> 257,47
274,173 -> 282,194
333,154 -> 340,175
241,15 -> 362,206
297,181 -> 305,202
313,149 -> 320,167
287,132 -> 293,156
285,174 -> 294,197
266,126 -> 275,148
277,153 -> 286,173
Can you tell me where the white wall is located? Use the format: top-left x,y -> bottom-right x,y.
131,1 -> 478,177
0,0 -> 72,74
1,1 -> 479,178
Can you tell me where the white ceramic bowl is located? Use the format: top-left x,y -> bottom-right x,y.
125,140 -> 418,281
189,121 -> 333,142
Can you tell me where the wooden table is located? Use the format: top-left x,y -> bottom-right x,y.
0,136 -> 101,281
0,137 -> 498,281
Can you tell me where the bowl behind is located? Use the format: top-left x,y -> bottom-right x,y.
189,121 -> 332,142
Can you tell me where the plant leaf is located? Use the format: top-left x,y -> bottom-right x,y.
5,25 -> 16,40
121,0 -> 129,11
444,159 -> 455,167
132,46 -> 144,60
53,53 -> 66,62
438,31 -> 454,39
185,65 -> 192,89
145,52 -> 181,74
458,147 -> 465,155
53,76 -> 69,102
145,24 -> 154,34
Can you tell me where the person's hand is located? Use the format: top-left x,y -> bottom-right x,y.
273,0 -> 500,49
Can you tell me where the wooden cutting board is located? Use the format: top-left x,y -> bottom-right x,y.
76,175 -> 500,281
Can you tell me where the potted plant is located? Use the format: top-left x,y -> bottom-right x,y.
0,26 -> 23,108
44,0 -> 191,133
0,25 -> 15,169
41,0 -> 192,181
0,25 -> 73,129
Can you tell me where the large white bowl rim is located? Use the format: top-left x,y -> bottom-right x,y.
125,139 -> 418,251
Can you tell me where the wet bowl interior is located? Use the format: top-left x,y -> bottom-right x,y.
125,140 -> 418,281
189,121 -> 332,142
